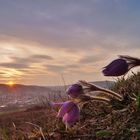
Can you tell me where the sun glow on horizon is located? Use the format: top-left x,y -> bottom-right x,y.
6,81 -> 15,87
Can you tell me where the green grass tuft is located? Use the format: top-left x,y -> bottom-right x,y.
135,91 -> 140,111
96,130 -> 112,138
0,128 -> 9,140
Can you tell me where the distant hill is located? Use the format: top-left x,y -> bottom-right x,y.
0,81 -> 114,111
0,80 -> 113,94
0,84 -> 60,96
0,80 -> 114,100
0,84 -> 64,109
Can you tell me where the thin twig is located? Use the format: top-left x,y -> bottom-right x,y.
61,74 -> 67,91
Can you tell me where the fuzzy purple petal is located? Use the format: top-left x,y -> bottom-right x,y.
62,105 -> 80,126
57,101 -> 76,118
66,84 -> 83,98
102,59 -> 128,76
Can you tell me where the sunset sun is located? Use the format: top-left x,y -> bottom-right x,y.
6,81 -> 15,87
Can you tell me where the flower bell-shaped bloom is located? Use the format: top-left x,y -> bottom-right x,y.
62,105 -> 79,129
57,101 -> 80,128
102,59 -> 128,76
50,101 -> 80,129
102,55 -> 140,76
66,84 -> 84,98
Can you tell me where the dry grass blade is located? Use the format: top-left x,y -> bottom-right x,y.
26,122 -> 47,140
127,94 -> 136,101
12,122 -> 16,140
132,92 -> 137,98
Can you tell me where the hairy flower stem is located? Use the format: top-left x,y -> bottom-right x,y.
88,95 -> 110,103
77,94 -> 110,104
97,88 -> 123,101
79,80 -> 123,101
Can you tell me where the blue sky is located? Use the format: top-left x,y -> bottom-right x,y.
0,0 -> 140,85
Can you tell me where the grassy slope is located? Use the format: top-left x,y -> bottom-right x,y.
0,73 -> 140,140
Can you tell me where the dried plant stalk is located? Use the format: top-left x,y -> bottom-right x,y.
26,122 -> 47,140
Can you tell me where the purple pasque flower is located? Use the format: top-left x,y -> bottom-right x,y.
102,56 -> 140,77
102,58 -> 128,76
62,105 -> 79,128
57,101 -> 80,127
66,84 -> 84,98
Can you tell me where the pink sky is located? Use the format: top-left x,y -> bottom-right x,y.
0,0 -> 140,85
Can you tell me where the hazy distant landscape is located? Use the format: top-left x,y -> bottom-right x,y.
0,81 -> 113,113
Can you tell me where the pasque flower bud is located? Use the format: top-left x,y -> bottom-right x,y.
102,55 -> 140,76
66,84 -> 84,98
